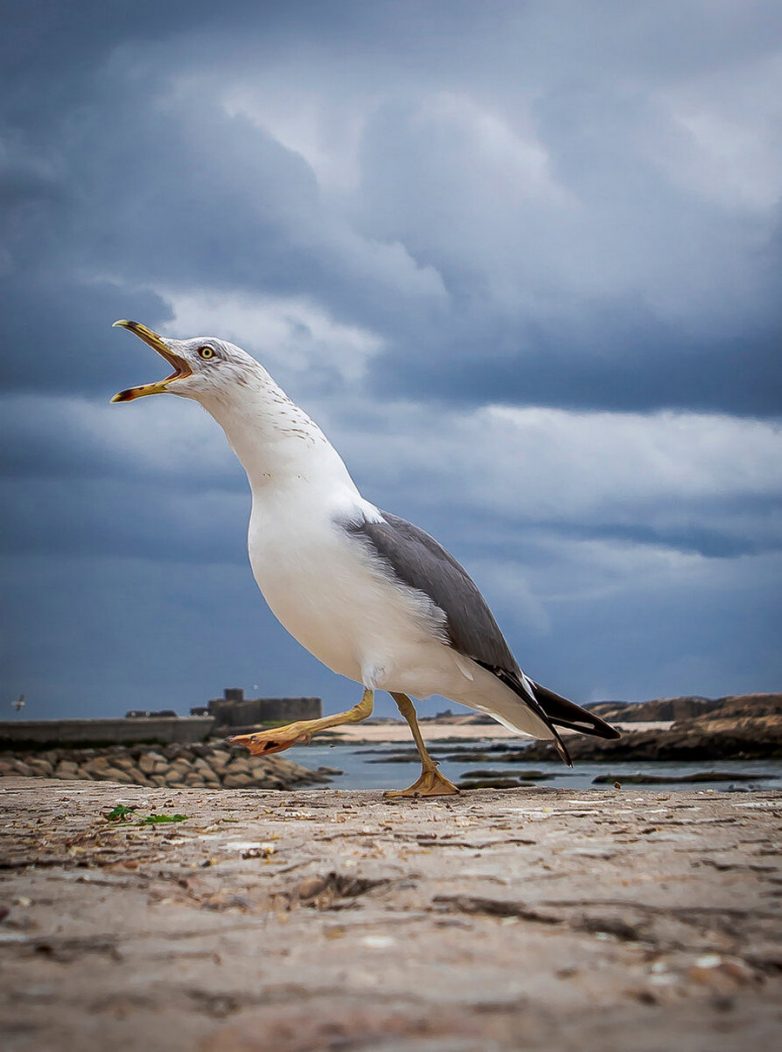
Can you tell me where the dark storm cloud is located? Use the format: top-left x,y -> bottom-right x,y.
3,1 -> 782,413
372,302 -> 782,416
1,1 -> 781,717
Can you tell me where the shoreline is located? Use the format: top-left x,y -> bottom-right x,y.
322,719 -> 672,743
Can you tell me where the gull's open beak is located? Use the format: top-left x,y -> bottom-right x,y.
110,320 -> 192,403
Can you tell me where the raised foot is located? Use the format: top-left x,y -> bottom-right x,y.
229,723 -> 312,757
384,767 -> 460,798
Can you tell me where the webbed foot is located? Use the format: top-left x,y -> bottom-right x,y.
384,766 -> 460,798
229,724 -> 312,756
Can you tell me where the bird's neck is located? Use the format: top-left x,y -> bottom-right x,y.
198,379 -> 359,499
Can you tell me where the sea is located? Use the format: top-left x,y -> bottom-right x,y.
285,737 -> 782,792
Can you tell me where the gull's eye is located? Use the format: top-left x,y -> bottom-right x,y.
198,346 -> 215,360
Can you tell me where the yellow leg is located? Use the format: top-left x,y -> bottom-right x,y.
384,692 -> 460,798
230,688 -> 374,756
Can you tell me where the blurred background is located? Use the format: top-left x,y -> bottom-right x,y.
1,0 -> 781,719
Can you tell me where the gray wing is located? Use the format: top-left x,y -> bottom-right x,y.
343,511 -> 520,675
343,510 -> 574,765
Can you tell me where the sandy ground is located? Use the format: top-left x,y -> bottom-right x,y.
1,777 -> 781,1052
327,720 -> 671,743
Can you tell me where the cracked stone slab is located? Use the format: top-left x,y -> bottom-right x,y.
1,778 -> 781,1052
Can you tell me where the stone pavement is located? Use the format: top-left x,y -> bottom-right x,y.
1,778 -> 781,1052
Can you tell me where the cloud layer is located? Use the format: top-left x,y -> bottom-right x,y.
2,1 -> 781,717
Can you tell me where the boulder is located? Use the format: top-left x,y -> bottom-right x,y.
102,767 -> 133,784
222,771 -> 254,789
54,761 -> 80,778
138,751 -> 167,774
26,758 -> 55,776
207,750 -> 231,770
84,756 -> 112,772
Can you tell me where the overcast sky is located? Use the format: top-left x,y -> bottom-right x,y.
2,0 -> 781,720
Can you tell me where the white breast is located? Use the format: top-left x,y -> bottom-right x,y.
247,482 -> 441,687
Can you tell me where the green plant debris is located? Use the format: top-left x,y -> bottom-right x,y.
139,813 -> 188,825
105,804 -> 137,822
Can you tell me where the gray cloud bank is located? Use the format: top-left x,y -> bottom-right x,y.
1,1 -> 781,717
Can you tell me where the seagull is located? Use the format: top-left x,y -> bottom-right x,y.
112,320 -> 619,796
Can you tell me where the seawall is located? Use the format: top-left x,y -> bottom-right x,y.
0,716 -> 215,747
0,741 -> 331,790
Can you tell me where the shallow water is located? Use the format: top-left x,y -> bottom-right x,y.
286,737 -> 782,792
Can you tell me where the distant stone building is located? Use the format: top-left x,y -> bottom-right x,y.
194,688 -> 322,731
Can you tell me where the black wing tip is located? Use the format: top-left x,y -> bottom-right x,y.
558,718 -> 622,740
475,663 -> 576,767
530,681 -> 622,741
552,729 -> 573,767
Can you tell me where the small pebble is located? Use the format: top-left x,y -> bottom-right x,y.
361,935 -> 395,948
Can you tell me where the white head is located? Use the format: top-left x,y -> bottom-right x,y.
111,319 -> 265,410
111,319 -> 353,490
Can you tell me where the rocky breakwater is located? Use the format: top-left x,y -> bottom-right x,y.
522,692 -> 782,762
0,741 -> 332,790
588,694 -> 721,722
